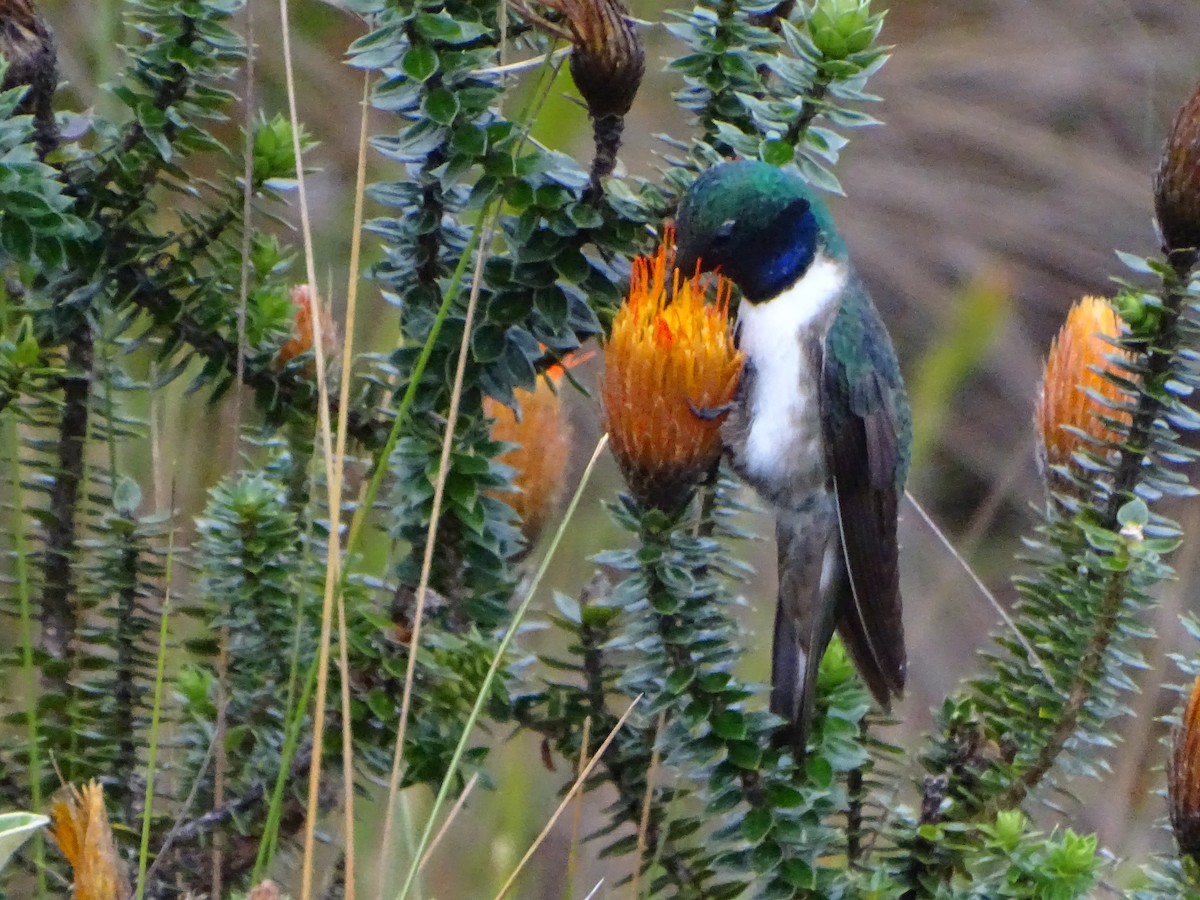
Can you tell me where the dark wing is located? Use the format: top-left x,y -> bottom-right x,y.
820,284 -> 910,707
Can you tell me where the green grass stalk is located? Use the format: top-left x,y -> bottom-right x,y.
134,525 -> 177,900
251,635 -> 320,882
8,419 -> 44,897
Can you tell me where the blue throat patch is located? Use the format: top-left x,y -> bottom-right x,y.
736,198 -> 820,302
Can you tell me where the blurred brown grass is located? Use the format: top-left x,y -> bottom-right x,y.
28,0 -> 1200,894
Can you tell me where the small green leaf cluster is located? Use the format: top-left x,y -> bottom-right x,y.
105,0 -> 245,165
251,113 -> 308,187
960,811 -> 1099,899
355,620 -> 511,788
330,414 -> 520,786
386,415 -> 521,627
186,471 -> 313,833
0,316 -> 56,410
0,76 -> 88,269
668,0 -> 886,192
807,0 -> 881,60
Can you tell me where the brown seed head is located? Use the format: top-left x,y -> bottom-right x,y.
1170,676 -> 1200,863
1035,296 -> 1131,483
1156,80 -> 1200,260
544,0 -> 644,121
601,227 -> 743,514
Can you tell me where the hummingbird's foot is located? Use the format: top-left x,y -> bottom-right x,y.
688,398 -> 736,421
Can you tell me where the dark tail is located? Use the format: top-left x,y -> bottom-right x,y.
771,511 -> 838,759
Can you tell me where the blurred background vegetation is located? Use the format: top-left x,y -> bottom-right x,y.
11,0 -> 1200,894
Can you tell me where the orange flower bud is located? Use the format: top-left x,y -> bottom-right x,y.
485,369 -> 574,544
49,780 -> 129,900
1156,80 -> 1200,259
601,228 -> 743,514
1035,296 -> 1131,483
275,284 -> 337,370
1170,675 -> 1200,864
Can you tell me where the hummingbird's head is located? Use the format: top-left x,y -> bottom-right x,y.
674,161 -> 844,303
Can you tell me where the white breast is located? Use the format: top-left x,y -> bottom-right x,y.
735,254 -> 847,501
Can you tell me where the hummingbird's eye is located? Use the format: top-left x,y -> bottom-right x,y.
713,219 -> 736,245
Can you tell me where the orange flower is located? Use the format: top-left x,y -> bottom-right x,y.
601,227 -> 743,513
276,284 -> 337,369
486,366 -> 576,545
1035,296 -> 1131,482
1170,675 -> 1200,863
49,780 -> 129,900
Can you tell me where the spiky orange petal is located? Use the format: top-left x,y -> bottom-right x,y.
1035,296 -> 1131,480
49,780 -> 128,900
601,228 -> 743,512
276,284 -> 337,369
486,375 -> 573,544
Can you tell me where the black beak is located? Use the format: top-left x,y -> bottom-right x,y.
674,246 -> 700,277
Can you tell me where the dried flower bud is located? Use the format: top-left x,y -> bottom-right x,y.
275,284 -> 337,371
1156,80 -> 1200,260
549,0 -> 645,121
49,780 -> 130,900
1035,296 -> 1131,487
601,227 -> 743,514
485,360 -> 578,545
1170,675 -> 1200,864
0,0 -> 58,157
519,0 -> 644,193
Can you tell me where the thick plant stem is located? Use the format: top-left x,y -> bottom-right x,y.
785,77 -> 830,148
39,326 -> 92,668
1103,254 -> 1194,528
113,522 -> 143,823
987,567 -> 1127,814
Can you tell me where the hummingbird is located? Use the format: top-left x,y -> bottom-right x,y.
674,160 -> 912,755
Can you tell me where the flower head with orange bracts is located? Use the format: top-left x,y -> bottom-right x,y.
486,355 -> 589,545
49,780 -> 130,900
1035,296 -> 1132,488
1170,675 -> 1200,864
601,227 -> 744,513
275,284 -> 337,370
